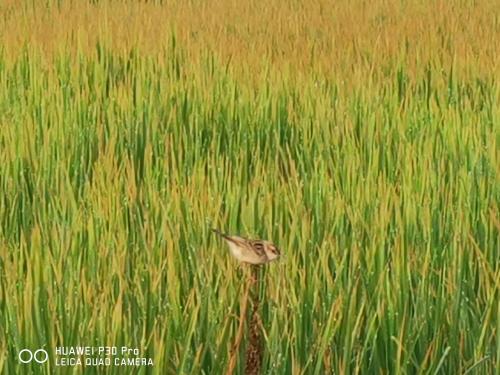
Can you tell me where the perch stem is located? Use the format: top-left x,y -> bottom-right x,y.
245,266 -> 263,375
225,267 -> 253,375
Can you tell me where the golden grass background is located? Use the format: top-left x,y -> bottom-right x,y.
1,0 -> 499,77
0,1 -> 498,374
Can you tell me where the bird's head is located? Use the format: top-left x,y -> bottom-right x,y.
265,242 -> 281,262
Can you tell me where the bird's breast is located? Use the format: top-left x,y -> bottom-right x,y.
226,241 -> 265,264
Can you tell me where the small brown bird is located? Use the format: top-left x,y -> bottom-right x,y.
212,229 -> 281,265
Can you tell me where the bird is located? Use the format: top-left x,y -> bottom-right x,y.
212,229 -> 281,265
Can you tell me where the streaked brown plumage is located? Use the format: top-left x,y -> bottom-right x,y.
212,229 -> 281,265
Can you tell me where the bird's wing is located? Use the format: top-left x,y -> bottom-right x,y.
249,240 -> 267,257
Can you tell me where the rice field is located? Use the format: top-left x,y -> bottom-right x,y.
0,1 -> 498,374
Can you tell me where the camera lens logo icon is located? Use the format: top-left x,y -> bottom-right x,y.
18,349 -> 49,364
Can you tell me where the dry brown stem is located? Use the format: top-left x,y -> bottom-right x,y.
245,266 -> 263,375
225,267 -> 253,375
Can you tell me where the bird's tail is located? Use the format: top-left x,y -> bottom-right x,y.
212,228 -> 231,241
211,228 -> 225,236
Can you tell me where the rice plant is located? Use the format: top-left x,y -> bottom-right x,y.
0,1 -> 498,374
